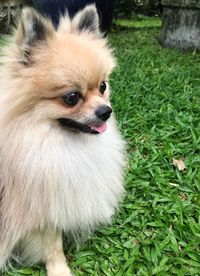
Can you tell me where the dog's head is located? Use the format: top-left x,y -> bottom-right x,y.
3,5 -> 116,134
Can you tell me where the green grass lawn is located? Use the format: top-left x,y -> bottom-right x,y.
114,15 -> 161,29
3,17 -> 200,276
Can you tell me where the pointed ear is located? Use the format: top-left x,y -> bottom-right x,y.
71,4 -> 100,35
15,7 -> 54,64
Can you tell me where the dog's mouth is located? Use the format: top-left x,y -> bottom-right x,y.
58,118 -> 107,134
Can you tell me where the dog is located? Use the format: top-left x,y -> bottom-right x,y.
0,5 -> 125,276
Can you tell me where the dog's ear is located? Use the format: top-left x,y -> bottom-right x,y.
72,5 -> 100,34
15,8 -> 54,64
58,5 -> 100,36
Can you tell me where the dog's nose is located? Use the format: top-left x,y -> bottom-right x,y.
95,105 -> 112,121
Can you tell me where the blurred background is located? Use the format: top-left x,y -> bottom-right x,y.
1,0 -> 199,50
0,0 -> 162,33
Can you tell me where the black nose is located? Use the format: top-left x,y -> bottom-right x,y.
95,105 -> 112,121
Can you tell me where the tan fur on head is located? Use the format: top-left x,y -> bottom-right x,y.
1,5 -> 115,124
0,5 -> 124,275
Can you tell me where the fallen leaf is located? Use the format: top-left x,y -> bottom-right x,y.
133,239 -> 140,245
169,182 -> 179,187
180,194 -> 188,201
173,158 -> 186,171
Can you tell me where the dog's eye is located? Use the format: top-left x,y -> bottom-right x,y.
63,92 -> 81,106
99,81 -> 107,94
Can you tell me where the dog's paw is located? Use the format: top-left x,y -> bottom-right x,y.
48,271 -> 73,276
47,265 -> 73,276
48,270 -> 73,276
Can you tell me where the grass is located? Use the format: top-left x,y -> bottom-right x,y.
2,17 -> 200,275
114,15 -> 161,29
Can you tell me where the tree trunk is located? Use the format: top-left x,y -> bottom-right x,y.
0,0 -> 32,34
159,0 -> 200,50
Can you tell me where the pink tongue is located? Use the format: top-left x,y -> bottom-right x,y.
91,123 -> 107,133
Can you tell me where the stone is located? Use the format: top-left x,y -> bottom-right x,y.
159,0 -> 200,50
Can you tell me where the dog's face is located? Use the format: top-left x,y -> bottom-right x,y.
7,5 -> 115,134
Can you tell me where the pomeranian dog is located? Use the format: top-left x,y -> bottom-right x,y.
0,5 -> 125,276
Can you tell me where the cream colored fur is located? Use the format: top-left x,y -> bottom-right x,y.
0,5 -> 125,275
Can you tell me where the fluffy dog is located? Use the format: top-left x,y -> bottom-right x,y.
0,5 -> 125,276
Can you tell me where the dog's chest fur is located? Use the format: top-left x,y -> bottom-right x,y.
1,119 -> 124,232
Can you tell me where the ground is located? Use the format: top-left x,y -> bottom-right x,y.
2,17 -> 200,275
